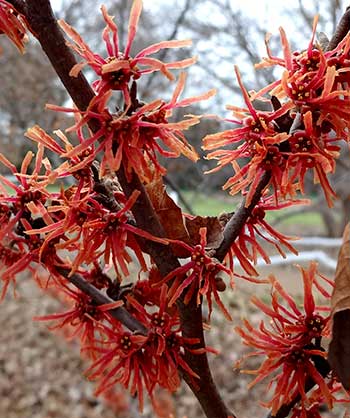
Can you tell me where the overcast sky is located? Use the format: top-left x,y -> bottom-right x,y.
47,1 -> 346,111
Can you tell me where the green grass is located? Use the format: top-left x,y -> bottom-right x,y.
268,211 -> 323,226
180,190 -> 323,227
180,190 -> 235,216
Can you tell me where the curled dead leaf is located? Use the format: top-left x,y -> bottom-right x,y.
185,215 -> 224,249
145,178 -> 191,257
329,223 -> 350,389
145,178 -> 189,242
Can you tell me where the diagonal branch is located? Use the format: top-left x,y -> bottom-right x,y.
215,171 -> 271,262
327,5 -> 350,51
5,0 -> 26,15
55,267 -> 148,335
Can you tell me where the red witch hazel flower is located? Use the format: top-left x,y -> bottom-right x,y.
47,71 -> 214,182
85,285 -> 209,410
59,0 -> 196,103
203,66 -> 293,205
290,379 -> 350,418
233,191 -> 308,269
204,18 -> 350,208
125,286 -> 206,392
235,262 -> 335,415
34,282 -> 123,358
0,149 -> 60,299
0,0 -> 28,53
282,110 -> 339,207
158,227 -> 233,320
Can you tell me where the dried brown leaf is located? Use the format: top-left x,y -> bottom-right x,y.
145,178 -> 189,242
185,215 -> 224,249
329,223 -> 350,389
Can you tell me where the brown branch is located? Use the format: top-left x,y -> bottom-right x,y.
55,267 -> 148,335
21,2 -> 235,417
118,167 -> 235,418
215,171 -> 271,262
5,0 -> 27,15
327,5 -> 350,51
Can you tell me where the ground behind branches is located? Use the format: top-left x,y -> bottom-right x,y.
1,234 -> 348,418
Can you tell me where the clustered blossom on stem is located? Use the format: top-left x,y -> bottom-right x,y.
49,1 -> 215,181
235,262 -> 341,415
0,0 -> 219,412
0,148 -> 64,298
55,285 -> 208,411
203,17 -> 350,208
159,227 -> 233,320
46,72 -> 214,181
34,283 -> 123,359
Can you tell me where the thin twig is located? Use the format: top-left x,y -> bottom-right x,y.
327,5 -> 350,51
5,0 -> 27,15
163,175 -> 194,215
55,267 -> 148,335
215,171 -> 271,262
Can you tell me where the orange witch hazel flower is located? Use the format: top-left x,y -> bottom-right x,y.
159,227 -> 233,320
257,16 -> 350,146
59,0 -> 196,103
235,262 -> 334,415
85,286 -> 209,410
0,0 -> 28,53
282,110 -> 339,207
290,380 -> 350,418
48,72 -> 214,181
204,17 -> 350,207
232,192 -> 308,271
33,283 -> 123,358
0,149 -> 60,298
203,66 -> 293,205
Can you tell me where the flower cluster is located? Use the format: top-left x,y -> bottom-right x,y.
1,0 -> 349,416
50,2 -> 215,182
41,284 -> 206,411
235,262 -> 336,415
0,149 -> 62,298
203,18 -> 349,208
159,227 -> 233,320
34,283 -> 123,358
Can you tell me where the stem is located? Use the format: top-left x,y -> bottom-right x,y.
55,267 -> 148,335
21,2 -> 235,417
179,298 -> 234,418
6,0 -> 26,15
215,171 -> 271,262
327,6 -> 350,51
118,166 -> 236,418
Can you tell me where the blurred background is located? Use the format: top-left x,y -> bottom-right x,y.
0,1 -> 349,417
